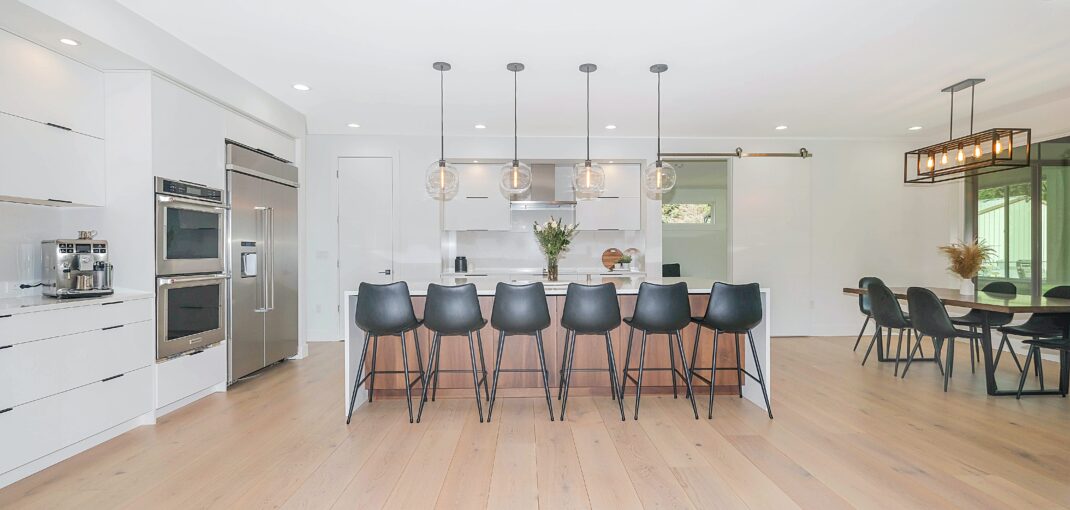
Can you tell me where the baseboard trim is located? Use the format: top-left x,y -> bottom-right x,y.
156,383 -> 227,418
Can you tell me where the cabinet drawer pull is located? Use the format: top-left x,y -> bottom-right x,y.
597,228 -> 621,231
465,196 -> 489,199
101,374 -> 124,383
601,196 -> 620,199
45,122 -> 72,131
100,301 -> 124,306
187,349 -> 205,357
47,198 -> 73,204
0,407 -> 12,415
0,314 -> 11,319
0,344 -> 12,350
102,324 -> 124,331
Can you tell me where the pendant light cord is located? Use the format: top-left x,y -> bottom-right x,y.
514,69 -> 518,161
969,84 -> 975,135
440,69 -> 445,161
949,88 -> 954,141
657,71 -> 662,161
586,71 -> 590,161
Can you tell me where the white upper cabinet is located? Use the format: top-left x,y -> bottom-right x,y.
224,111 -> 296,163
443,164 -> 511,231
0,29 -> 104,138
0,111 -> 105,207
601,163 -> 641,197
151,77 -> 226,189
575,164 -> 641,230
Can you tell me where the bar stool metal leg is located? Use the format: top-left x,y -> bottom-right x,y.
632,331 -> 648,420
432,337 -> 442,402
413,329 -> 426,396
557,330 -> 571,400
673,331 -> 700,419
708,329 -> 720,419
746,330 -> 773,419
417,333 -> 442,423
476,330 -> 491,401
467,332 -> 486,422
853,316 -> 871,351
534,331 -> 555,421
560,330 -> 580,420
399,330 -> 414,423
367,336 -> 379,402
687,325 -> 701,399
620,326 -> 636,396
733,332 -> 744,398
604,332 -> 626,421
487,330 -> 507,422
346,332 -> 372,424
667,335 -> 679,399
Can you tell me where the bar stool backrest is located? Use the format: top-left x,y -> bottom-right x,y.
561,283 -> 622,333
491,282 -> 551,333
702,282 -> 762,333
630,282 -> 691,333
424,283 -> 484,335
907,287 -> 957,338
858,276 -> 884,316
869,282 -> 910,329
355,281 -> 419,335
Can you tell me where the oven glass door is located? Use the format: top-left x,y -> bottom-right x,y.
156,196 -> 226,275
157,276 -> 227,359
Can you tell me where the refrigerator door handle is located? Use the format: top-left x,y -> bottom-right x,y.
267,207 -> 275,311
254,206 -> 268,312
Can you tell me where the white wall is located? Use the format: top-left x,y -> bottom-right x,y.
306,134 -> 963,341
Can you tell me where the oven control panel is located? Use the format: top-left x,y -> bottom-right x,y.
156,178 -> 223,203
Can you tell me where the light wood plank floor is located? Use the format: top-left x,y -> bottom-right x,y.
2,336 -> 1069,509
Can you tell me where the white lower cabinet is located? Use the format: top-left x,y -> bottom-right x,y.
0,366 -> 152,475
0,297 -> 153,347
156,341 -> 226,410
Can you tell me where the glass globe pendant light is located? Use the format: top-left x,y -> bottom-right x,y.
425,62 -> 460,199
499,63 -> 532,195
644,64 -> 676,195
573,63 -> 605,197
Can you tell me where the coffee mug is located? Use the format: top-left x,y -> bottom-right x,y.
77,230 -> 97,240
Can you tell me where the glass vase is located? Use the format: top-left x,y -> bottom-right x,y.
546,257 -> 559,281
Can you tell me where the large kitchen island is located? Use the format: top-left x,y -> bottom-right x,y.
343,277 -> 771,415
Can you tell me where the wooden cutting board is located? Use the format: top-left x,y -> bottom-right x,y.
601,248 -> 623,270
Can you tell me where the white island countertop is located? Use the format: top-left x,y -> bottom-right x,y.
344,276 -> 767,296
0,289 -> 153,316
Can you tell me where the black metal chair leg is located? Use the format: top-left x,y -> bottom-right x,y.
557,330 -> 571,400
687,325 -> 701,399
1037,350 -> 1045,390
417,333 -> 441,423
943,338 -> 954,392
534,331 -> 555,422
894,328 -> 904,377
674,331 -> 700,419
633,331 -> 648,420
746,330 -> 773,419
733,332 -> 744,398
367,336 -> 379,402
994,332 -> 1023,373
560,329 -> 580,420
708,329 -> 721,419
476,330 -> 490,401
668,335 -> 679,399
1017,347 -> 1036,399
604,332 -> 626,421
862,329 -> 880,365
621,326 -> 635,396
467,332 -> 485,423
346,332 -> 371,424
900,335 -> 922,379
413,328 -> 426,395
854,316 -> 870,351
399,331 -> 414,423
487,330 -> 507,422
933,337 -> 945,375
969,327 -> 977,373
432,334 -> 442,402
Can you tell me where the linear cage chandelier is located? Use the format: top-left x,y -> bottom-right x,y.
904,79 -> 1031,184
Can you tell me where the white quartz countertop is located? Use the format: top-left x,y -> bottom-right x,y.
344,277 -> 769,297
0,289 -> 153,316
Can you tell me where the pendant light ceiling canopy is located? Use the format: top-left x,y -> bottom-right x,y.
573,63 -> 606,198
425,61 -> 460,199
644,64 -> 676,195
904,78 -> 1031,184
500,62 -> 533,195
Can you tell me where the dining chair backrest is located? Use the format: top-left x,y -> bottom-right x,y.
858,276 -> 884,315
561,283 -> 622,333
423,283 -> 484,335
490,282 -> 551,333
355,281 -> 419,335
630,282 -> 692,333
868,282 -> 910,329
981,281 -> 1017,295
701,282 -> 763,333
1021,285 -> 1070,331
907,287 -> 958,338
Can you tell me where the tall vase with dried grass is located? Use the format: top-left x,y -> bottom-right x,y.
939,239 -> 994,296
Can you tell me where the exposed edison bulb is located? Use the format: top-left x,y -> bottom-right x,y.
995,140 -> 1003,154
585,164 -> 592,188
926,155 -> 935,169
941,152 -> 948,165
957,147 -> 965,163
512,166 -> 519,188
974,144 -> 982,158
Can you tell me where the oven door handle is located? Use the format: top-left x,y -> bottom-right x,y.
156,194 -> 227,210
158,275 -> 228,286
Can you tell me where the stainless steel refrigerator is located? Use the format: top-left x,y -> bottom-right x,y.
226,142 -> 299,383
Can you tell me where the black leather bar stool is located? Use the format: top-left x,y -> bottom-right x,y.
347,281 -> 425,424
619,282 -> 699,420
854,277 -> 884,351
998,285 -> 1070,382
487,282 -> 555,422
951,281 -> 1016,373
417,283 -> 491,423
905,287 -> 985,391
863,282 -> 915,376
557,283 -> 626,421
688,282 -> 772,419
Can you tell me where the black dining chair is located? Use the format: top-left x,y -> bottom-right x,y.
619,282 -> 699,420
347,281 -> 425,424
1016,337 -> 1070,399
905,287 -> 985,391
417,283 -> 491,423
487,282 -> 555,422
688,282 -> 773,419
557,283 -> 627,421
951,281 -> 1016,373
863,282 -> 914,376
998,285 -> 1070,382
854,277 -> 884,351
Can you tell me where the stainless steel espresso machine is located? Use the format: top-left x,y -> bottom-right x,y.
41,239 -> 114,298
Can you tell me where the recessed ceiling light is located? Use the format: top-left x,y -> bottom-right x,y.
346,123 -> 360,128
605,124 -> 617,130
473,160 -> 479,163
608,161 -> 614,163
474,124 -> 486,129
59,38 -> 80,46
775,125 -> 788,130
909,126 -> 923,131
292,83 -> 311,91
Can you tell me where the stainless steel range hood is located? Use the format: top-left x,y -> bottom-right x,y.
509,163 -> 576,209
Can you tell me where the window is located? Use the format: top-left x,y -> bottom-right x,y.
662,203 -> 714,224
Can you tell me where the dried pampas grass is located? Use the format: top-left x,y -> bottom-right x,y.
939,240 -> 994,279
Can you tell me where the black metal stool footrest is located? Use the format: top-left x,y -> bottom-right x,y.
623,367 -> 688,385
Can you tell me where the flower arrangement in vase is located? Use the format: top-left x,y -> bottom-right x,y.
533,216 -> 578,281
938,239 -> 994,295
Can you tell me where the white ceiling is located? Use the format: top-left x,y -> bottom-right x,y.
115,0 -> 1070,139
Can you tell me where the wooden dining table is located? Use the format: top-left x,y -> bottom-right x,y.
843,286 -> 1070,396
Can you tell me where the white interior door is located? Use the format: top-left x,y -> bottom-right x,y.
338,157 -> 394,292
